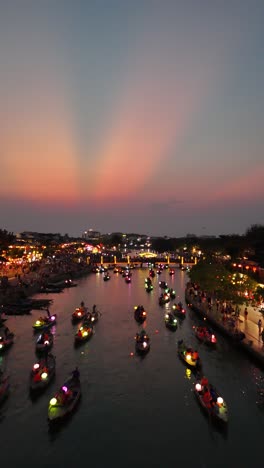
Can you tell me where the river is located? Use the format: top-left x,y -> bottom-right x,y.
1,268 -> 263,468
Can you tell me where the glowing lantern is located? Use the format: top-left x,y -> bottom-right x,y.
50,397 -> 57,406
33,363 -> 40,370
41,372 -> 48,380
195,383 -> 202,391
217,397 -> 223,405
186,354 -> 191,361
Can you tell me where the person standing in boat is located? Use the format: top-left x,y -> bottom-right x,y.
92,304 -> 97,314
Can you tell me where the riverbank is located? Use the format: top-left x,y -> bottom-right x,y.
185,286 -> 264,369
0,262 -> 93,312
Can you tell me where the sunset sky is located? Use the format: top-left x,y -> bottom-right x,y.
1,0 -> 263,237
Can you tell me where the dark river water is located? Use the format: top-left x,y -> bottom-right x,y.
1,268 -> 263,468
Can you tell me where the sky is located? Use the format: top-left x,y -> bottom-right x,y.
0,0 -> 264,238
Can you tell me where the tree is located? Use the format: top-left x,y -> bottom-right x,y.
0,229 -> 15,254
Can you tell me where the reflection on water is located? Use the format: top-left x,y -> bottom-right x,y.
1,269 -> 263,467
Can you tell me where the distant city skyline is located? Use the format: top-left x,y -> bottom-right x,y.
1,1 -> 263,237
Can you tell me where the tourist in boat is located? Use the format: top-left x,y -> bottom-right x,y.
46,308 -> 51,318
92,304 -> 97,314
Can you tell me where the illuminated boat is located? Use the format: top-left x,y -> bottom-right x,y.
125,276 -> 131,283
172,302 -> 186,319
48,371 -> 81,424
164,312 -> 177,330
159,281 -> 168,289
30,354 -> 56,393
177,340 -> 201,369
0,330 -> 14,352
103,274 -> 110,281
134,306 -> 147,323
194,378 -> 228,424
0,373 -> 10,405
168,288 -> 176,299
71,306 -> 87,323
135,330 -> 150,354
159,293 -> 170,306
169,269 -> 175,275
35,331 -> 53,353
32,314 -> 57,332
193,326 -> 217,345
74,324 -> 93,345
90,310 -> 99,324
149,269 -> 155,278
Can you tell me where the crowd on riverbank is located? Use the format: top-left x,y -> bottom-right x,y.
0,257 -> 92,307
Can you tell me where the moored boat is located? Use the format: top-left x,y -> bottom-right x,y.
30,354 -> 56,393
135,330 -> 150,354
0,372 -> 10,405
193,326 -> 217,345
177,340 -> 201,369
32,314 -> 57,332
0,329 -> 14,353
48,369 -> 81,424
194,377 -> 228,425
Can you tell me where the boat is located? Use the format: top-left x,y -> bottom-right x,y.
193,326 -> 217,345
71,306 -> 87,323
103,274 -> 110,281
159,281 -> 168,289
134,305 -> 147,323
30,354 -> 56,393
125,276 -> 131,283
194,377 -> 228,425
159,293 -> 170,306
145,278 -> 153,292
74,324 -> 93,345
90,310 -> 99,324
0,330 -> 14,352
0,372 -> 10,405
35,331 -> 54,353
48,369 -> 81,424
32,314 -> 57,332
172,302 -> 186,319
177,340 -> 201,369
168,288 -> 176,299
169,269 -> 175,275
164,312 -> 178,330
135,330 -> 150,354
149,269 -> 155,278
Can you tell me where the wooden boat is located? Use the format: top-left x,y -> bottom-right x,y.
0,373 -> 10,405
193,326 -> 217,345
0,331 -> 14,352
134,306 -> 147,323
172,303 -> 186,318
177,340 -> 201,369
194,378 -> 228,424
135,331 -> 150,354
159,293 -> 170,306
164,312 -> 177,330
30,354 -> 56,393
74,324 -> 93,345
48,371 -> 81,423
35,331 -> 54,353
71,306 -> 87,323
159,281 -> 168,289
32,314 -> 57,332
